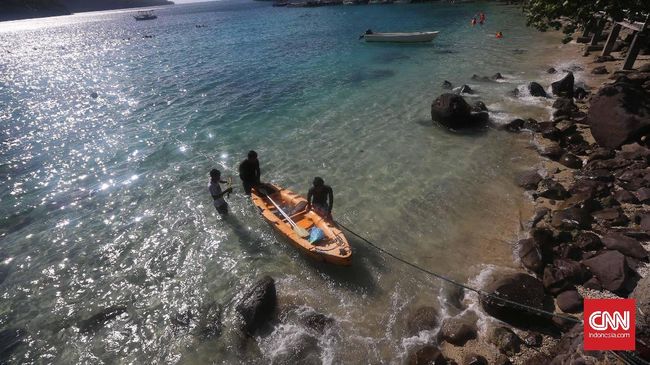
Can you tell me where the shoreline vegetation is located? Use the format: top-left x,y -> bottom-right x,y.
0,0 -> 174,22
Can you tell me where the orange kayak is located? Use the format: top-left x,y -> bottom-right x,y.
251,183 -> 352,266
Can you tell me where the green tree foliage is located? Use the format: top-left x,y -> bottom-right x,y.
524,0 -> 650,32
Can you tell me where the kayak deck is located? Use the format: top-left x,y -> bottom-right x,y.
251,184 -> 352,266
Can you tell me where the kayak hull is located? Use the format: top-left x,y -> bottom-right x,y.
251,184 -> 352,266
363,31 -> 439,43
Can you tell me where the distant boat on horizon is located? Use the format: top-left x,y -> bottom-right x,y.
133,10 -> 157,21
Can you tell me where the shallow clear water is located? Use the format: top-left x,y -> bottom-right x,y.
1,1 -> 567,363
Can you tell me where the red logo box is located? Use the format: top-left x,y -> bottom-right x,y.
583,298 -> 635,351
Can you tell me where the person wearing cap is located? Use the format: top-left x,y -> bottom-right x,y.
307,177 -> 333,218
238,150 -> 261,195
209,169 -> 232,215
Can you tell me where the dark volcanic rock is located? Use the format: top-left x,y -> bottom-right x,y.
574,232 -> 602,251
481,273 -> 553,328
582,251 -> 631,293
537,178 -> 569,200
301,312 -> 335,333
636,187 -> 650,203
407,345 -> 446,365
431,94 -> 487,129
438,317 -> 476,346
592,207 -> 629,227
517,170 -> 542,190
518,238 -> 544,273
471,74 -> 492,82
552,97 -> 579,117
556,289 -> 583,313
614,189 -> 639,204
472,101 -> 487,112
78,305 -> 127,334
459,84 -> 473,94
537,142 -> 564,160
551,72 -> 574,97
547,67 -> 557,74
489,326 -> 521,356
236,276 -> 277,335
575,87 -> 588,100
528,82 -> 547,97
406,306 -> 438,334
591,66 -> 608,75
492,72 -> 504,80
442,80 -> 453,89
602,233 -> 648,259
503,118 -> 524,132
559,153 -> 583,169
587,77 -> 650,148
551,207 -> 592,230
543,259 -> 586,294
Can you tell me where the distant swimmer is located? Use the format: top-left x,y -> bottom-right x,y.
496,31 -> 503,39
471,17 -> 477,26
238,150 -> 261,195
307,177 -> 333,219
209,169 -> 232,215
479,12 -> 485,25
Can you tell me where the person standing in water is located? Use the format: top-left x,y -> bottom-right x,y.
307,177 -> 333,219
238,150 -> 260,195
479,12 -> 485,25
209,169 -> 232,215
471,17 -> 477,26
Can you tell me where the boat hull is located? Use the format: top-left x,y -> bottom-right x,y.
363,31 -> 438,43
251,184 -> 352,266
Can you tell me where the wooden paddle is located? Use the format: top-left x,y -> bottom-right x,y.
264,193 -> 309,238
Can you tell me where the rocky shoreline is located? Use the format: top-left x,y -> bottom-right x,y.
423,29 -> 650,364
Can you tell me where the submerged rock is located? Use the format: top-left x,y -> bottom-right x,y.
406,306 -> 438,334
78,305 -> 127,334
458,84 -> 474,94
236,275 -> 277,335
438,317 -> 477,346
442,80 -> 453,89
196,301 -> 222,340
0,328 -> 25,362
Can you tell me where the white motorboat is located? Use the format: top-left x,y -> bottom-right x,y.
361,31 -> 439,43
133,10 -> 157,21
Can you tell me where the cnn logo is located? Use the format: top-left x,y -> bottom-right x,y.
588,310 -> 630,331
584,299 -> 635,351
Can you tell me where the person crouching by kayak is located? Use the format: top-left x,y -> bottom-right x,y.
239,150 -> 260,195
307,177 -> 333,219
209,169 -> 232,215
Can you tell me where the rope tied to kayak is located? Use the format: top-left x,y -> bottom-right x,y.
334,221 -> 650,365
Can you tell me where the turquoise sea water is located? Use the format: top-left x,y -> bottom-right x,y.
1,1 -> 572,363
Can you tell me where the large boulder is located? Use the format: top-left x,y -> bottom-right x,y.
518,238 -> 544,274
556,289 -> 583,313
601,233 -> 648,259
537,178 -> 569,200
542,259 -> 586,294
551,72 -> 574,97
438,317 -> 477,346
551,207 -> 592,230
236,276 -> 277,335
431,94 -> 487,129
406,306 -> 438,334
587,77 -> 650,148
488,326 -> 521,356
528,82 -> 547,97
582,251 -> 631,293
552,97 -> 578,118
407,345 -> 447,365
517,170 -> 543,190
480,273 -> 553,328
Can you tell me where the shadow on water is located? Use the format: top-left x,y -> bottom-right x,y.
373,51 -> 410,64
224,214 -> 272,256
344,69 -> 396,85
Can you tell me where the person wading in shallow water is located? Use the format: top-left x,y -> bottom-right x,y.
209,169 -> 232,215
307,177 -> 333,219
238,150 -> 260,195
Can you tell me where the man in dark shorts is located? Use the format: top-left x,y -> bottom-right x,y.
209,169 -> 232,215
307,177 -> 333,218
238,150 -> 260,195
